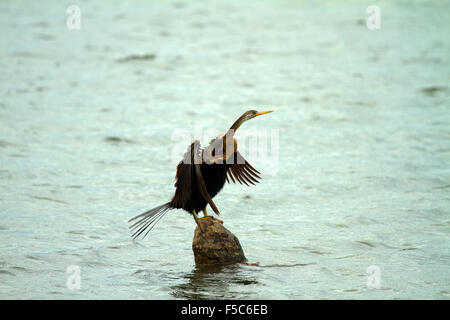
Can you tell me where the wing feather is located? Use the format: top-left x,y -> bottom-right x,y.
172,142 -> 197,208
227,152 -> 261,186
172,140 -> 220,215
195,162 -> 220,215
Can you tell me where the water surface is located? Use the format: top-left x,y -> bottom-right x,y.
0,0 -> 449,299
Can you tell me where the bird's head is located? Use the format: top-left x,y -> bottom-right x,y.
229,109 -> 273,132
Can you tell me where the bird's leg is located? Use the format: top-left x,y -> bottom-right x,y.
203,207 -> 223,224
192,209 -> 205,233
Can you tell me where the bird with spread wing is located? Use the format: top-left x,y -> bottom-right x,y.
128,110 -> 273,239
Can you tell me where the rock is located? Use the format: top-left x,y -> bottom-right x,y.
192,216 -> 247,266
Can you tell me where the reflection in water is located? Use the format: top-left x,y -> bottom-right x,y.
170,264 -> 259,300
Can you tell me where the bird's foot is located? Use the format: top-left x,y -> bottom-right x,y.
193,210 -> 206,233
201,215 -> 223,225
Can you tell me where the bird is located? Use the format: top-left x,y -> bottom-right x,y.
128,109 -> 273,239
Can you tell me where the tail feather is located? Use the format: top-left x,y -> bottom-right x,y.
128,202 -> 172,239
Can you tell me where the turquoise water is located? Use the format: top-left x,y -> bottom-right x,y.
1,0 -> 449,299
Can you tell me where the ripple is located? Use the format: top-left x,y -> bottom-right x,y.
0,270 -> 15,276
438,290 -> 450,297
262,263 -> 316,268
400,247 -> 418,251
35,33 -> 54,41
11,266 -> 29,272
28,195 -> 68,204
8,153 -> 26,158
0,140 -> 14,148
116,53 -> 156,63
421,86 -> 447,97
66,230 -> 85,235
294,245 -> 332,256
356,240 -> 376,248
104,136 -> 136,144
25,255 -> 43,263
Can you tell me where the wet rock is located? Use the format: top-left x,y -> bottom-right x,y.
192,216 -> 247,266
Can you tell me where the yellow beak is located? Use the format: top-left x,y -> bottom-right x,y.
254,110 -> 274,117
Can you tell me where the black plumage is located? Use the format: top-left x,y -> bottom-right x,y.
128,110 -> 272,239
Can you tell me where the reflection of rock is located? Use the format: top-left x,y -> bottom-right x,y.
170,264 -> 259,299
192,216 -> 247,266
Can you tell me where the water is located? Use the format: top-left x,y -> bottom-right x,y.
1,0 -> 449,299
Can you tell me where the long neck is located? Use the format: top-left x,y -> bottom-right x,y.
220,114 -> 246,156
226,114 -> 247,137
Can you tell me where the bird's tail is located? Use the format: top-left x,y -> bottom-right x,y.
128,202 -> 172,239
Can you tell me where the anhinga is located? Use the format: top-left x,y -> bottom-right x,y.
128,110 -> 273,239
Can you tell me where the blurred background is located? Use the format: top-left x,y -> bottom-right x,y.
0,0 -> 449,299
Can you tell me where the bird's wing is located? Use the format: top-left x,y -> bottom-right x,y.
226,152 -> 261,186
173,140 -> 220,215
172,142 -> 196,207
194,159 -> 220,215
